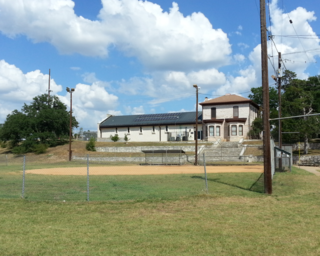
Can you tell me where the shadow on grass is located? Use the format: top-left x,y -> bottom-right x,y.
191,173 -> 264,194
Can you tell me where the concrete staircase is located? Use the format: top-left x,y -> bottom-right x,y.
199,141 -> 243,162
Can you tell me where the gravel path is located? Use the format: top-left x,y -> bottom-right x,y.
297,166 -> 320,176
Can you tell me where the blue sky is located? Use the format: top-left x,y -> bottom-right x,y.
0,0 -> 319,131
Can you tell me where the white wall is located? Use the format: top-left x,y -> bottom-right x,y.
202,103 -> 251,120
100,124 -> 202,142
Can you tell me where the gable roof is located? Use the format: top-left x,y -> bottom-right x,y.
200,94 -> 259,108
99,111 -> 202,128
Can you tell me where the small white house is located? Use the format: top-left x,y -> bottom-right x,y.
200,94 -> 259,142
97,94 -> 259,142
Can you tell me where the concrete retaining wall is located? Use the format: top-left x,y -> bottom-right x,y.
96,146 -> 196,153
73,155 -> 188,164
293,155 -> 320,166
291,143 -> 320,150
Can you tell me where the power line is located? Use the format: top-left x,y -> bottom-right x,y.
281,48 -> 320,56
287,13 -> 312,63
268,54 -> 278,74
267,0 -> 276,71
273,34 -> 320,39
283,59 -> 315,64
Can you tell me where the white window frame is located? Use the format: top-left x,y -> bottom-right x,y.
239,125 -> 243,136
216,126 -> 220,137
233,106 -> 239,118
209,126 -> 214,136
231,125 -> 237,136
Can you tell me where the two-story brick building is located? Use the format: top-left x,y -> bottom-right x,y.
97,94 -> 259,142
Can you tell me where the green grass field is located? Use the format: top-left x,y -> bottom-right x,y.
1,165 -> 320,255
0,163 -> 264,201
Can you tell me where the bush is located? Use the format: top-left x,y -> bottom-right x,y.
110,134 -> 119,142
33,143 -> 48,154
0,141 -> 6,148
86,137 -> 96,151
124,134 -> 130,143
12,146 -> 28,154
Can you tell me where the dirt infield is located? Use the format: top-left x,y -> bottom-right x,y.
26,165 -> 263,176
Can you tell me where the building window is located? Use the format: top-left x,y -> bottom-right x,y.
166,126 -> 168,132
153,126 -> 155,132
228,125 -> 230,136
115,128 -> 118,133
231,125 -> 237,136
216,126 -> 220,136
209,126 -> 214,136
140,127 -> 142,133
211,107 -> 216,119
233,106 -> 239,118
239,125 -> 243,136
128,127 -> 130,133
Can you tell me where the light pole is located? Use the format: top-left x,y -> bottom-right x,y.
66,87 -> 75,161
193,84 -> 199,165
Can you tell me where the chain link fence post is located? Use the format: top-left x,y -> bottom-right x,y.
6,154 -> 8,166
166,149 -> 168,165
203,153 -> 208,193
87,154 -> 90,201
21,155 -> 26,199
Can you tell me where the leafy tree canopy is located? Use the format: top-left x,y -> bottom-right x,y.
0,94 -> 79,153
248,86 -> 278,112
248,71 -> 320,153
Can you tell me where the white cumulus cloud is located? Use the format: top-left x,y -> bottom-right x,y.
0,60 -> 120,130
59,81 -> 120,130
0,0 -> 232,71
118,68 -> 227,104
0,60 -> 62,122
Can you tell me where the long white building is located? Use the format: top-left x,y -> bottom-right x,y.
97,94 -> 259,142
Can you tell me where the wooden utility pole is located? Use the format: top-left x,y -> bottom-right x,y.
260,0 -> 272,194
278,52 -> 282,170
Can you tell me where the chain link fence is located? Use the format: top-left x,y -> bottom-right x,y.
0,142 -> 266,201
0,154 -> 208,201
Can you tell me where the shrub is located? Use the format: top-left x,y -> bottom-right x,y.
33,143 -> 48,154
12,146 -> 28,154
124,134 -> 130,143
0,141 -> 6,148
86,137 -> 96,151
110,134 -> 119,142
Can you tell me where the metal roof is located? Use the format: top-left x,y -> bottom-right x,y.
100,111 -> 202,128
200,94 -> 259,109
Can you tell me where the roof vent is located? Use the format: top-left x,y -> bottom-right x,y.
205,97 -> 208,101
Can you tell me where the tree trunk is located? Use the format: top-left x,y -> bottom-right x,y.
304,135 -> 308,154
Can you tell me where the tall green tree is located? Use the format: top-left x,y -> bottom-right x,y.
0,94 -> 79,153
248,70 -> 320,154
247,86 -> 279,139
281,76 -> 319,154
